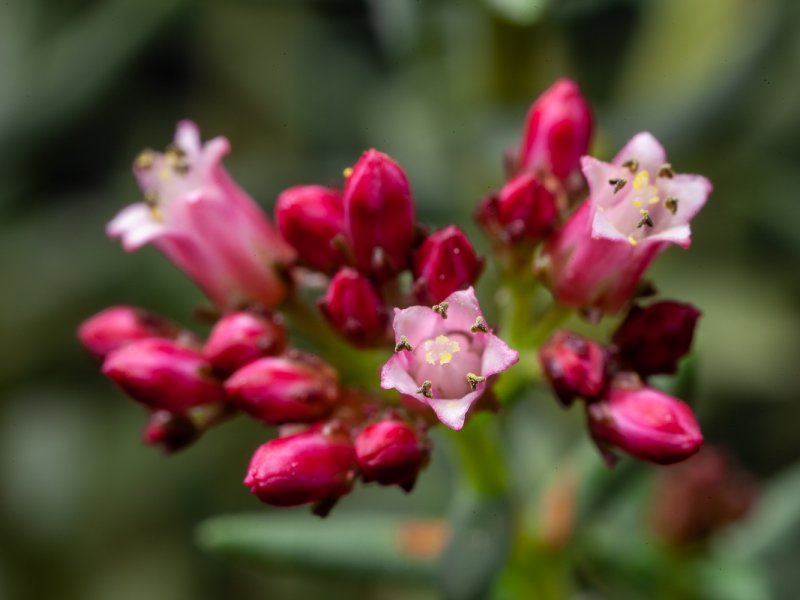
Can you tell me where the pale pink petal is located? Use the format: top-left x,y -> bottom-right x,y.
659,174 -> 712,223
591,207 -> 628,242
174,120 -> 202,156
107,203 -> 166,251
645,224 -> 692,248
428,391 -> 482,431
581,156 -> 618,209
480,335 -> 519,376
202,137 -> 231,171
392,306 -> 440,348
380,353 -> 418,395
612,132 -> 666,171
443,287 -> 482,332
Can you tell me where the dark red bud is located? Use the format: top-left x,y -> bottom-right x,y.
142,410 -> 199,453
275,185 -> 347,273
102,339 -> 224,414
539,331 -> 607,406
203,311 -> 286,376
78,306 -> 179,360
319,267 -> 387,346
413,226 -> 484,304
518,79 -> 593,182
494,173 -> 558,243
613,301 -> 701,377
344,149 -> 415,279
224,355 -> 338,424
244,428 -> 357,512
355,419 -> 429,491
587,383 -> 703,465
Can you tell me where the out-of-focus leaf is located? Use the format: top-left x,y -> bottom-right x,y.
693,556 -> 770,600
437,495 -> 513,600
484,0 -> 548,25
196,512 -> 442,583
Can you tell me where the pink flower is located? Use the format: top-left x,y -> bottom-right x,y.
542,132 -> 712,313
107,121 -> 295,310
381,288 -> 518,430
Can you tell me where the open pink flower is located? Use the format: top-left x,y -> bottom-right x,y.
107,121 -> 295,310
381,288 -> 518,430
542,132 -> 712,313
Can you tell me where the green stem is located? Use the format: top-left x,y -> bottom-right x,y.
445,413 -> 508,498
530,303 -> 573,346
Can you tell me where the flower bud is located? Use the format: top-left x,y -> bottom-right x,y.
275,185 -> 347,274
102,339 -> 224,414
539,331 -> 606,406
319,267 -> 386,346
344,149 -> 415,279
613,301 -> 701,377
203,311 -> 286,376
244,427 -> 357,513
78,306 -> 179,360
413,226 -> 484,304
587,383 -> 703,465
477,173 -> 557,244
224,354 -> 338,424
518,79 -> 593,182
355,419 -> 429,491
142,410 -> 199,453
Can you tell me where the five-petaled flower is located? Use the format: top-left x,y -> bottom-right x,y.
542,132 -> 712,314
381,287 -> 518,430
107,120 -> 295,310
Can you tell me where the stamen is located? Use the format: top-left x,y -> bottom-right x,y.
144,190 -> 159,208
609,178 -> 627,194
632,170 -> 650,191
432,302 -> 449,319
637,209 -> 654,229
135,149 -> 155,170
416,380 -> 433,398
658,163 -> 674,178
471,316 -> 489,333
466,373 -> 486,390
394,336 -> 413,352
665,197 -> 679,214
648,196 -> 660,205
627,235 -> 639,247
632,199 -> 642,208
621,158 -> 639,173
343,167 -> 353,178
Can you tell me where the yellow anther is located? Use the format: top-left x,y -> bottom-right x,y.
135,149 -> 155,170
632,170 -> 650,191
466,373 -> 486,390
416,380 -> 433,398
343,167 -> 353,178
432,302 -> 449,319
424,335 -> 461,365
648,196 -> 660,205
627,235 -> 639,247
471,316 -> 489,333
632,199 -> 642,208
394,336 -> 413,352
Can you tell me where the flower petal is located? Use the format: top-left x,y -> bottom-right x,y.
391,306 -> 440,348
612,132 -> 666,171
442,287 -> 482,332
481,334 -> 519,377
428,391 -> 482,431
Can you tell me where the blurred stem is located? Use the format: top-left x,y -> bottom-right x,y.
280,295 -> 387,390
446,413 -> 508,498
530,303 -> 572,346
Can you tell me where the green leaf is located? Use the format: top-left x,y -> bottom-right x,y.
196,512 -> 440,583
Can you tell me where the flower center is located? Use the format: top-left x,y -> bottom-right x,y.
134,144 -> 195,221
424,335 -> 461,366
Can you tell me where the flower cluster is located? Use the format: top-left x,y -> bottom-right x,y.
80,78 -> 713,516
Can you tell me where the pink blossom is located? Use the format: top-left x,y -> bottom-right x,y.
107,121 -> 295,310
381,288 -> 518,430
542,132 -> 712,313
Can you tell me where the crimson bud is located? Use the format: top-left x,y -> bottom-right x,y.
203,311 -> 286,376
539,331 -> 607,406
319,268 -> 386,346
413,226 -> 484,304
78,306 -> 179,360
355,419 -> 429,491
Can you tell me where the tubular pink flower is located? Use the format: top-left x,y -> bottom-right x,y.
542,132 -> 712,313
107,121 -> 295,310
380,288 -> 518,431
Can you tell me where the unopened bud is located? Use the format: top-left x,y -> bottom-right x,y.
142,410 -> 199,453
224,354 -> 338,424
203,311 -> 286,376
244,427 -> 357,513
587,383 -> 703,465
413,226 -> 484,304
539,331 -> 606,406
477,173 -> 557,244
275,185 -> 347,274
355,419 -> 429,491
102,339 -> 224,414
613,301 -> 701,377
518,79 -> 593,182
319,268 -> 386,346
78,306 -> 179,360
344,149 -> 415,279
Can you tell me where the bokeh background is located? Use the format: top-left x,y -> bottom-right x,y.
1,0 -> 799,598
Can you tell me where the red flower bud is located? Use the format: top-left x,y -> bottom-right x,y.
355,419 -> 429,491
142,410 -> 199,453
518,79 -> 593,182
478,173 -> 557,244
102,339 -> 224,414
244,427 -> 357,512
587,383 -> 703,465
413,226 -> 484,304
224,354 -> 338,424
275,185 -> 347,274
203,311 -> 286,376
344,149 -> 415,279
78,306 -> 179,360
319,267 -> 386,346
613,301 -> 701,377
539,331 -> 607,406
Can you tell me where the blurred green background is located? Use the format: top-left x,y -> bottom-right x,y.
1,0 -> 799,598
